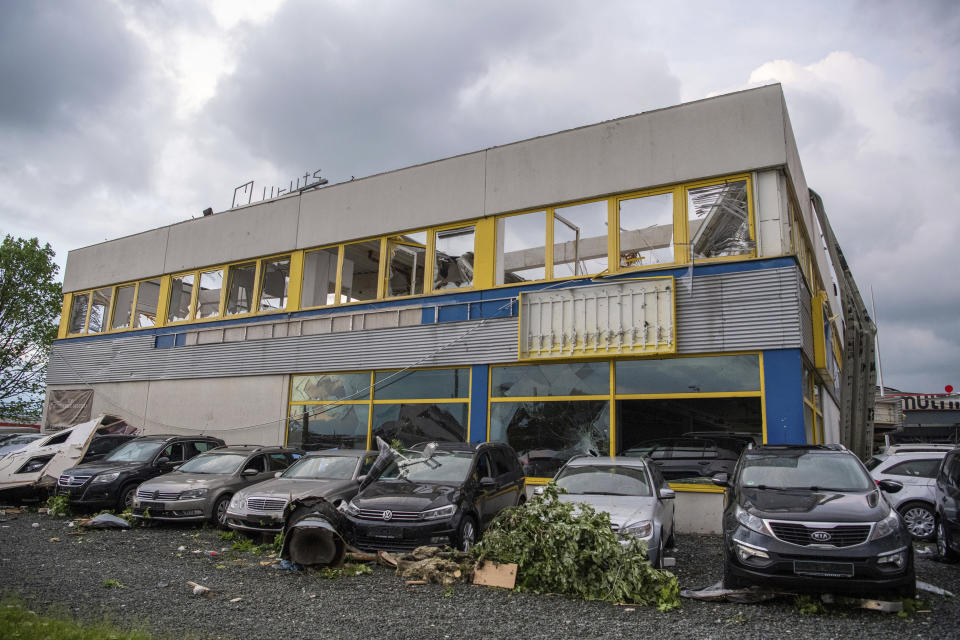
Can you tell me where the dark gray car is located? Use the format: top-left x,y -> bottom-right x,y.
131,446 -> 301,526
225,449 -> 376,534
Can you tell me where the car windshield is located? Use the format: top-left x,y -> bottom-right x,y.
104,441 -> 165,462
555,465 -> 651,496
283,455 -> 359,479
740,452 -> 874,491
864,456 -> 885,471
381,452 -> 473,484
178,453 -> 247,474
7,435 -> 42,445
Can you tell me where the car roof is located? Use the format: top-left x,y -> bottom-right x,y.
408,441 -> 486,454
565,456 -> 648,468
747,444 -> 848,454
884,444 -> 956,454
129,434 -> 222,442
204,445 -> 298,455
301,449 -> 375,457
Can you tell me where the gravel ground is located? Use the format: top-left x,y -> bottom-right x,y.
1,510 -> 958,640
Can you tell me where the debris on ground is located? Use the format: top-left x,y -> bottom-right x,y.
379,546 -> 474,586
473,560 -> 518,589
229,597 -> 242,603
680,581 -> 783,603
79,513 -> 131,529
917,581 -> 955,597
187,581 -> 212,598
280,497 -> 346,568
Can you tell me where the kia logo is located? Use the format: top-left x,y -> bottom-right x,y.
810,530 -> 832,542
382,510 -> 393,521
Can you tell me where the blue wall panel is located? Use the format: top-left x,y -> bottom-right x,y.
763,348 -> 806,444
469,364 -> 489,443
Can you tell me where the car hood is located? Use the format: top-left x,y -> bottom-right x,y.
740,487 -> 887,522
235,477 -> 358,502
353,480 -> 460,511
139,473 -> 233,492
63,461 -> 145,476
558,494 -> 659,526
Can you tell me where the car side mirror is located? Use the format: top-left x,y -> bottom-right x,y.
241,468 -> 259,477
877,479 -> 903,493
712,472 -> 730,488
356,474 -> 367,484
660,488 -> 676,500
274,471 -> 283,479
479,477 -> 496,488
156,456 -> 171,466
533,486 -> 545,496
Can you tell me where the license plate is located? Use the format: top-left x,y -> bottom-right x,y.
139,501 -> 165,510
367,526 -> 399,539
793,560 -> 854,578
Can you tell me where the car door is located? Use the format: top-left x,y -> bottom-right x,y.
491,446 -> 524,509
472,451 -> 497,528
242,454 -> 273,483
883,457 -> 943,506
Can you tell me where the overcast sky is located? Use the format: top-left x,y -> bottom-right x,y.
1,0 -> 957,393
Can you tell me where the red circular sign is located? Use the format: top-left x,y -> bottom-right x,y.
947,385 -> 954,394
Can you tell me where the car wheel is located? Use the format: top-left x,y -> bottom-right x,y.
666,526 -> 676,549
117,484 -> 137,512
457,515 -> 477,552
211,494 -> 231,528
937,520 -> 959,563
651,531 -> 665,570
898,502 -> 936,541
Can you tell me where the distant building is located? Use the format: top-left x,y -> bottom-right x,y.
877,387 -> 960,447
45,84 -> 877,501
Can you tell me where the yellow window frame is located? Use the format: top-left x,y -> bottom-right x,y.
681,173 -> 757,265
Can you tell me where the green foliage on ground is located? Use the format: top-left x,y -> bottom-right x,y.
0,235 -> 62,418
0,595 -> 155,640
795,594 -> 825,615
219,530 -> 279,555
318,563 -> 373,579
472,483 -> 680,610
44,495 -> 70,517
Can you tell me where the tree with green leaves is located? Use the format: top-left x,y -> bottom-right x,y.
0,236 -> 62,419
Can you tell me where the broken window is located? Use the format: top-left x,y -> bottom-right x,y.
87,288 -> 112,334
287,404 -> 370,451
615,355 -> 760,394
195,269 -> 223,319
258,256 -> 290,311
619,193 -> 674,267
302,247 -> 339,308
492,362 -> 609,397
110,285 -> 135,330
433,226 -> 475,290
134,279 -> 161,328
291,373 -> 371,402
496,211 -> 546,285
225,262 -> 257,315
341,240 -> 381,303
68,292 -> 89,334
687,180 -> 753,259
371,403 -> 468,447
167,273 -> 194,323
373,368 -> 469,400
553,201 -> 608,278
386,232 -> 426,298
488,400 -> 610,478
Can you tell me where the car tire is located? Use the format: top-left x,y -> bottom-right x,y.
117,484 -> 137,512
898,501 -> 936,541
457,514 -> 478,552
211,494 -> 231,528
722,554 -> 746,589
651,531 -> 665,570
665,526 -> 676,549
937,520 -> 960,564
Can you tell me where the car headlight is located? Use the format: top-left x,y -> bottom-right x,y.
341,500 -> 360,516
229,494 -> 243,510
180,488 -> 209,500
91,472 -> 121,484
620,520 -> 653,538
421,505 -> 457,521
734,504 -> 771,536
869,508 -> 901,541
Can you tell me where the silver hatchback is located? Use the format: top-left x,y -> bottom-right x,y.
867,446 -> 951,540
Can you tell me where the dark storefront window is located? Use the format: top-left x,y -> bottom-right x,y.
287,404 -> 370,451
371,403 -> 469,447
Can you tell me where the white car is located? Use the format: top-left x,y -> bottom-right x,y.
867,446 -> 951,540
549,456 -> 675,568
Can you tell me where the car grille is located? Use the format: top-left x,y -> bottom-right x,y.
246,497 -> 288,512
352,536 -> 423,553
354,508 -> 422,522
58,475 -> 91,487
137,489 -> 182,501
769,521 -> 872,547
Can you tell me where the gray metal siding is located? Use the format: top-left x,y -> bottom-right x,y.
48,266 -> 805,385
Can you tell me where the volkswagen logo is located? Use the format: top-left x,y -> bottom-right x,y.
382,510 -> 393,521
810,530 -> 832,542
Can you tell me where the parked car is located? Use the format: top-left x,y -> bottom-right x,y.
714,444 -> 914,597
933,447 -> 960,563
549,456 -> 675,568
224,449 -> 376,534
342,441 -> 525,552
130,446 -> 301,526
0,415 -> 139,500
866,448 -> 949,540
0,433 -> 45,457
622,436 -> 748,481
57,434 -> 225,511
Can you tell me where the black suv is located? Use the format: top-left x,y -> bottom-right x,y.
622,436 -> 749,481
934,447 -> 960,563
715,444 -> 915,597
57,435 -> 225,511
342,441 -> 525,552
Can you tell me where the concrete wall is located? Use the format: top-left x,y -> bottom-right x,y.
673,491 -> 725,534
64,85 -> 796,293
755,170 -> 791,258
